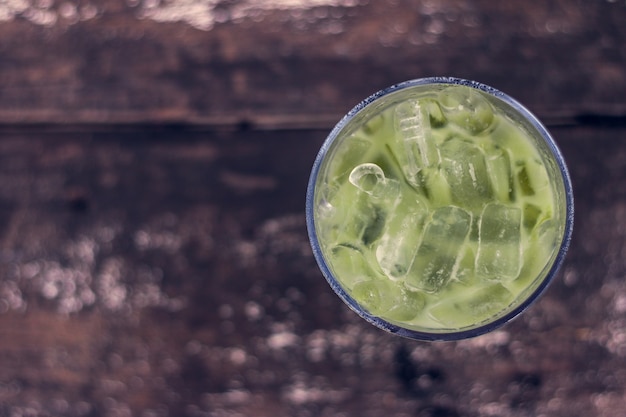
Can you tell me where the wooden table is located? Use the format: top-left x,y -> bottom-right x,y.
0,1 -> 625,416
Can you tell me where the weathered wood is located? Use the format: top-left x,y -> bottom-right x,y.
0,0 -> 625,415
0,123 -> 624,416
0,0 -> 624,125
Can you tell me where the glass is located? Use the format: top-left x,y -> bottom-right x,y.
306,77 -> 574,341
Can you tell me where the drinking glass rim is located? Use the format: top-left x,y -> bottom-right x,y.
305,77 -> 574,341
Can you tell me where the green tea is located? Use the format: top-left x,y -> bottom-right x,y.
313,84 -> 562,332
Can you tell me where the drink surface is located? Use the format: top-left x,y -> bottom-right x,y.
313,84 -> 562,332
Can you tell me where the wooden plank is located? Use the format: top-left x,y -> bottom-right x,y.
0,124 -> 624,415
0,0 -> 624,125
0,0 -> 625,415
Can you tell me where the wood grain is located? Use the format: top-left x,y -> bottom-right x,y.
0,1 -> 625,416
0,0 -> 624,126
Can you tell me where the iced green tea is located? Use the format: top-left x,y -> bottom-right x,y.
307,78 -> 573,339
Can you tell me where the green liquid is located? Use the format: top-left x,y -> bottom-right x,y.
314,85 -> 564,332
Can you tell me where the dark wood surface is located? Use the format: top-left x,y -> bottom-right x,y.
0,1 -> 625,416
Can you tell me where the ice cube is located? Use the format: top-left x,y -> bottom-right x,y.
405,206 -> 472,293
429,283 -> 514,327
349,163 -> 387,195
383,286 -> 426,322
419,166 -> 452,206
516,217 -> 558,288
325,179 -> 381,246
522,203 -> 542,230
315,182 -> 341,243
476,203 -> 522,281
349,163 -> 401,199
330,244 -> 374,290
438,86 -> 494,134
455,244 -> 478,286
348,163 -> 401,245
515,158 -> 549,197
516,164 -> 534,196
352,278 -> 425,321
422,98 -> 446,128
485,147 -> 514,203
440,138 -> 493,209
360,205 -> 387,246
375,196 -> 428,281
393,99 -> 440,186
352,279 -> 392,316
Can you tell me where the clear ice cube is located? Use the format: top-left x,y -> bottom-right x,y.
476,203 -> 522,281
349,163 -> 401,201
422,98 -> 446,128
315,182 -> 341,243
516,164 -> 535,196
352,278 -> 425,321
393,99 -> 440,186
455,244 -> 478,286
347,163 -> 401,246
440,138 -> 493,209
349,162 -> 387,195
352,279 -> 389,315
429,283 -> 514,327
330,244 -> 374,290
325,179 -> 380,246
515,159 -> 549,197
518,217 -> 558,284
383,286 -> 426,322
438,86 -> 495,134
420,167 -> 452,206
405,206 -> 472,293
360,205 -> 387,246
522,203 -> 542,231
375,196 -> 428,281
485,147 -> 514,203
